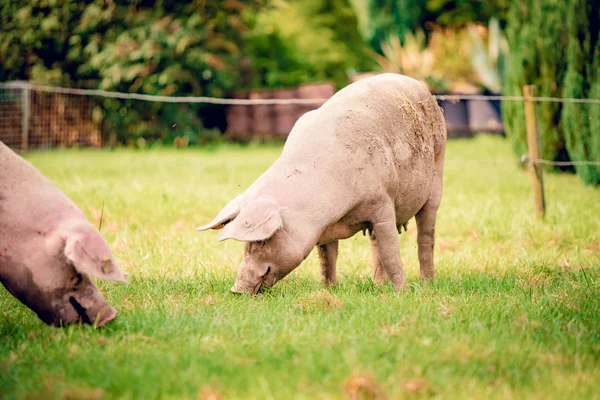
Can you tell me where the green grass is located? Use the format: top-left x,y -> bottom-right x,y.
1,135 -> 599,399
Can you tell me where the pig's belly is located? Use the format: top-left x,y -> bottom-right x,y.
393,192 -> 430,227
316,220 -> 370,245
316,161 -> 434,245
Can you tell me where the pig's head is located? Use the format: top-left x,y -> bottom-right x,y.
197,196 -> 311,294
0,221 -> 128,327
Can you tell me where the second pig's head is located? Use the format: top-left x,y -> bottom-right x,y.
197,196 -> 311,294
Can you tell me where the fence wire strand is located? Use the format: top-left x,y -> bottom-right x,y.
447,158 -> 600,166
2,82 -> 600,105
1,82 -> 599,168
444,158 -> 517,164
533,159 -> 600,166
434,94 -> 600,104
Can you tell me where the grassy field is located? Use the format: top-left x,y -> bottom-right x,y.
1,135 -> 599,399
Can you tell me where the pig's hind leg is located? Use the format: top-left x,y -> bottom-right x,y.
318,240 -> 338,286
415,159 -> 444,280
415,205 -> 438,280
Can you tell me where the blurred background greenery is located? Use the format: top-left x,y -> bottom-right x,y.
0,0 -> 598,185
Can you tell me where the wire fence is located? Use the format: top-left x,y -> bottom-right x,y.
0,83 -> 103,150
0,81 -> 599,169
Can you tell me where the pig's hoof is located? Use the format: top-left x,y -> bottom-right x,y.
390,278 -> 408,292
394,284 -> 409,292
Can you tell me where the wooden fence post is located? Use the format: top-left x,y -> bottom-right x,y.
109,132 -> 117,149
21,83 -> 30,152
523,85 -> 546,220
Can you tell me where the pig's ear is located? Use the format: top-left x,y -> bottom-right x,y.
216,203 -> 283,242
62,231 -> 129,284
196,195 -> 242,231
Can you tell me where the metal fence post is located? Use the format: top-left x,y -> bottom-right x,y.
21,83 -> 30,152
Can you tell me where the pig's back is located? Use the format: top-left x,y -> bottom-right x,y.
0,142 -> 85,238
284,74 -> 444,184
327,73 -> 441,156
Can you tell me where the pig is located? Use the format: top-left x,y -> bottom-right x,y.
0,142 -> 128,327
197,73 -> 446,294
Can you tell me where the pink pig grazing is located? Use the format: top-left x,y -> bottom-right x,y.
0,142 -> 128,327
198,74 -> 447,294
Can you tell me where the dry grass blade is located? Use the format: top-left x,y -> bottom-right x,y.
98,200 -> 105,232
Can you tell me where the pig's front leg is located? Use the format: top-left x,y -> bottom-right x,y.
372,205 -> 407,291
369,232 -> 390,283
318,240 -> 338,286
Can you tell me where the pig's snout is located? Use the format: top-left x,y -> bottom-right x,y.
46,303 -> 117,327
55,299 -> 118,327
230,266 -> 278,295
94,305 -> 118,327
230,280 -> 262,295
48,282 -> 119,327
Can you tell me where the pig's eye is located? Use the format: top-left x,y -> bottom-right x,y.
261,266 -> 271,280
71,273 -> 83,290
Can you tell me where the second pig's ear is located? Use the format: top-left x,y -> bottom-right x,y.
196,195 -> 242,231
216,201 -> 283,242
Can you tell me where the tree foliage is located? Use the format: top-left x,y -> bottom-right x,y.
561,0 -> 600,185
0,0 -> 89,84
503,0 -> 600,185
0,0 -> 262,143
0,0 -> 257,91
502,0 -> 568,162
426,0 -> 509,27
359,0 -> 426,53
0,0 -> 370,143
245,0 -> 371,89
351,0 -> 508,55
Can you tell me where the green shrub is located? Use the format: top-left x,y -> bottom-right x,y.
503,0 -> 600,185
246,0 -> 370,89
426,0 -> 509,27
0,0 -> 89,84
467,17 -> 509,94
360,0 -> 425,53
0,0 -> 262,145
561,0 -> 600,186
502,0 -> 569,162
